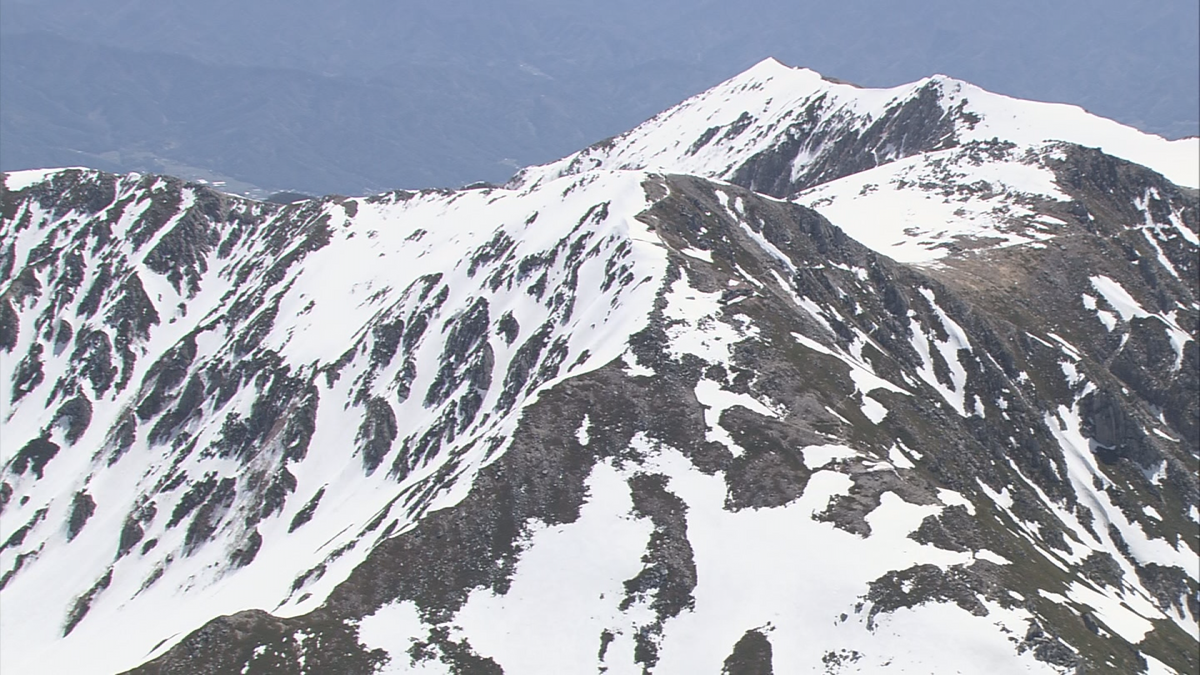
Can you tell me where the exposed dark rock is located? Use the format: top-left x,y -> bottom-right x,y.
77,264 -> 113,319
147,374 -> 206,446
183,477 -> 237,555
10,342 -> 45,402
64,568 -> 113,636
52,395 -> 93,444
107,273 -> 160,344
0,550 -> 37,591
144,211 -> 216,298
125,606 -> 388,675
865,564 -> 989,628
723,629 -> 774,675
167,475 -> 220,529
0,299 -> 18,351
498,321 -> 553,411
1078,389 -> 1162,468
1020,621 -> 1082,671
103,412 -> 138,466
66,491 -> 96,541
71,328 -> 117,398
233,304 -> 278,357
212,367 -> 318,465
910,505 -> 990,553
136,335 -> 199,421
357,399 -> 398,475
1136,563 -> 1200,620
404,627 -> 502,675
621,473 -> 696,670
424,297 -> 492,408
257,468 -> 298,523
817,468 -> 939,537
1,507 -> 48,552
496,311 -> 519,345
289,488 -> 327,533
369,318 -> 405,371
467,231 -> 515,277
10,437 -> 60,479
117,518 -> 145,559
53,318 -> 74,354
1079,551 -> 1125,589
229,530 -> 264,570
127,183 -> 184,250
722,407 -> 812,510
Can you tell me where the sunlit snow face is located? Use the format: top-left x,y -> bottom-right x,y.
0,168 -> 673,675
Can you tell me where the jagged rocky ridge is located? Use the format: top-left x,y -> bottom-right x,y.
1,60 -> 1198,675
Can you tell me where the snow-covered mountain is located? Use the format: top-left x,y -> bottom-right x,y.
1,59 -> 1197,675
518,58 -> 1198,197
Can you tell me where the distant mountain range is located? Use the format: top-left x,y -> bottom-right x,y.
2,59 -> 1197,674
1,0 -> 1196,196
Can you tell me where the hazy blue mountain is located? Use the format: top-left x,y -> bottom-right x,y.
1,0 -> 1196,194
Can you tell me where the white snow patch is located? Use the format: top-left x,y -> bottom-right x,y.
1144,654 -> 1181,675
4,168 -> 80,191
738,222 -> 796,272
576,415 -> 592,446
800,444 -> 859,469
453,460 -> 655,674
1090,276 -> 1151,322
693,378 -> 778,457
973,550 -> 1010,566
1060,360 -> 1084,387
977,481 -> 1014,510
662,274 -> 753,363
679,247 -> 713,263
1046,333 -> 1082,361
1150,428 -> 1178,443
887,444 -> 916,469
938,489 -> 976,516
1063,582 -> 1157,643
791,331 -> 834,356
860,393 -> 889,424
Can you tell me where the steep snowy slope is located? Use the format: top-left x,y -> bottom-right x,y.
120,165 -> 1195,675
2,58 -> 1198,675
1,167 -> 670,674
517,58 -> 1198,196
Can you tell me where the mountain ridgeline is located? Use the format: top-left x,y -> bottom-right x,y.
1,60 -> 1197,675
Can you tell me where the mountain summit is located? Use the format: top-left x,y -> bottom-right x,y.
1,60 -> 1197,675
520,57 -> 1198,196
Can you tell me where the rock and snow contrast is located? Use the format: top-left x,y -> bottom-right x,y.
1,59 -> 1197,675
